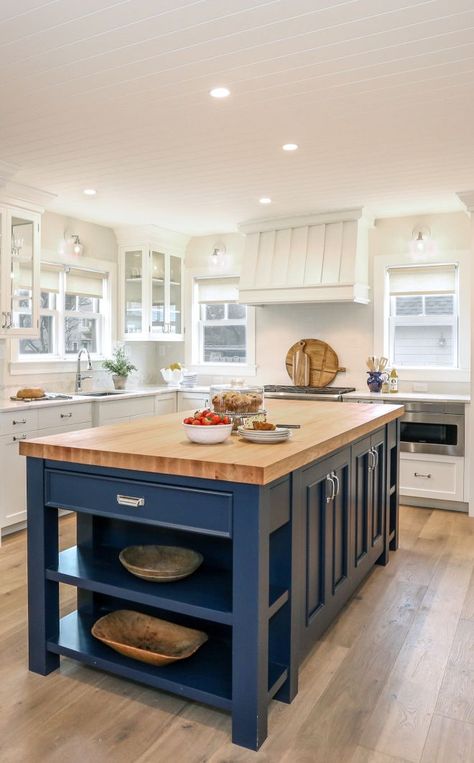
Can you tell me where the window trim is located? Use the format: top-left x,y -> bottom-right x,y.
374,250 -> 470,382
10,255 -> 116,375
185,271 -> 256,376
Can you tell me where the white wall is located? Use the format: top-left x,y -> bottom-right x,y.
184,212 -> 471,392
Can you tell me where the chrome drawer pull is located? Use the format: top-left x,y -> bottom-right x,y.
60,413 -> 73,418
13,434 -> 27,441
116,494 -> 145,508
12,419 -> 27,425
414,472 -> 432,478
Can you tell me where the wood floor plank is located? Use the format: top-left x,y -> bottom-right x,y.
435,618 -> 474,724
359,537 -> 473,762
1,508 -> 474,762
420,714 -> 474,762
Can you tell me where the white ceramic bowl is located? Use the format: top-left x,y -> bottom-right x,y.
161,367 -> 184,385
183,423 -> 233,444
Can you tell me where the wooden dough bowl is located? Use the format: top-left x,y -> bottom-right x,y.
91,610 -> 208,666
286,339 -> 346,387
119,545 -> 203,582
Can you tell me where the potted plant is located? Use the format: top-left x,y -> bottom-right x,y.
102,345 -> 137,390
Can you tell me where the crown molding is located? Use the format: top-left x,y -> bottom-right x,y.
238,207 -> 373,234
0,181 -> 57,213
457,191 -> 474,213
114,223 -> 190,254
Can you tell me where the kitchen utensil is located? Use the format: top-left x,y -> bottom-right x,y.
119,545 -> 203,582
379,357 -> 388,371
91,610 -> 208,666
291,340 -> 310,386
286,339 -> 346,387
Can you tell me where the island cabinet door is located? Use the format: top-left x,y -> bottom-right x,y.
299,447 -> 351,653
351,429 -> 386,585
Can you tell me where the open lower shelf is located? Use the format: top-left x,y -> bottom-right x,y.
47,546 -> 288,626
47,610 -> 287,712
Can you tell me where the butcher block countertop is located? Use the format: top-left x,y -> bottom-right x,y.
20,400 -> 404,485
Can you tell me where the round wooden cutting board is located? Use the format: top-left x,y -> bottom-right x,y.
285,339 -> 346,387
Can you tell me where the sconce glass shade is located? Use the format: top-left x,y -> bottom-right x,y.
410,226 -> 436,256
209,245 -> 230,271
58,234 -> 84,256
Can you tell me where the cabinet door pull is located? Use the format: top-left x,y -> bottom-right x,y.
1,312 -> 6,329
12,419 -> 27,425
373,447 -> 379,469
13,434 -> 27,441
414,472 -> 432,478
326,474 -> 336,503
368,450 -> 375,471
7,312 -> 13,329
60,412 -> 73,418
116,494 -> 145,508
332,471 -> 340,497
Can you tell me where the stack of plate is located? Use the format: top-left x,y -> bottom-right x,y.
180,372 -> 198,388
237,426 -> 291,443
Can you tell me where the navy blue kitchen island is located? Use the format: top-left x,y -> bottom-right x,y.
21,400 -> 403,751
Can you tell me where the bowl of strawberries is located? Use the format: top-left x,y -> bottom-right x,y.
183,409 -> 233,444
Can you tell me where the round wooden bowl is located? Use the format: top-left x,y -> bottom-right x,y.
119,545 -> 203,582
91,610 -> 208,666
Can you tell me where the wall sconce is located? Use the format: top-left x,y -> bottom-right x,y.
410,226 -> 436,256
209,244 -> 229,271
58,233 -> 84,257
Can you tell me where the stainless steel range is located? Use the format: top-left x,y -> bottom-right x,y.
263,385 -> 356,401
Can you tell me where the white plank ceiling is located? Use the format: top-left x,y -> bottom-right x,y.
1,0 -> 474,233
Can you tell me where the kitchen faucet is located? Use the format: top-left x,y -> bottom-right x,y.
75,347 -> 93,393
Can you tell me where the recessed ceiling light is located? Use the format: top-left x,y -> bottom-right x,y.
83,188 -> 96,196
259,197 -> 272,204
209,87 -> 230,98
282,143 -> 299,151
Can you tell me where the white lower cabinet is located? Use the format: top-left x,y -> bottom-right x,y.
0,429 -> 36,530
155,393 -> 176,415
177,392 -> 209,412
94,395 -> 156,426
0,403 -> 93,541
400,453 -> 464,503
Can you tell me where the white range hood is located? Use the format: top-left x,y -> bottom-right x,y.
238,208 -> 371,305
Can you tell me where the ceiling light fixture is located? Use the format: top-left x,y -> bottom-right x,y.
282,143 -> 298,151
83,188 -> 96,196
209,87 -> 230,98
259,197 -> 272,204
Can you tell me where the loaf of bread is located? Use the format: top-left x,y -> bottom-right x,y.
16,387 -> 45,399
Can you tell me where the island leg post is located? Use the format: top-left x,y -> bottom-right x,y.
231,485 -> 269,750
26,457 -> 60,675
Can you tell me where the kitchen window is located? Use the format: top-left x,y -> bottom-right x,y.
387,264 -> 459,368
189,276 -> 256,373
17,263 -> 109,360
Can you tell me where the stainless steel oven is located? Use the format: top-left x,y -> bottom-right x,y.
400,402 -> 465,457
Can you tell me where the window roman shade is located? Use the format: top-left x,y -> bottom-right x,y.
40,263 -> 61,293
65,267 -> 105,299
388,264 -> 457,296
196,277 -> 239,304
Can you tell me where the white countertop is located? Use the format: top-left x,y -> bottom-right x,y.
343,390 -> 470,403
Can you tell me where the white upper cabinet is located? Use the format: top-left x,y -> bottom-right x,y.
0,204 -> 41,337
116,225 -> 189,342
238,209 -> 372,305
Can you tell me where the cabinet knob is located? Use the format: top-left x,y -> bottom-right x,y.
60,413 -> 73,418
414,472 -> 432,479
116,494 -> 145,508
13,434 -> 27,441
12,419 -> 27,425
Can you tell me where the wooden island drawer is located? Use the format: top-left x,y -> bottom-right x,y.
44,469 -> 233,537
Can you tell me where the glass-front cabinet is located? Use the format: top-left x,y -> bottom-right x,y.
0,205 -> 41,337
119,244 -> 183,341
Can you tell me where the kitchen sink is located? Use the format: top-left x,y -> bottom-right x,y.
76,391 -> 129,397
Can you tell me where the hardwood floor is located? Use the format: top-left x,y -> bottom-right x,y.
1,506 -> 474,763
